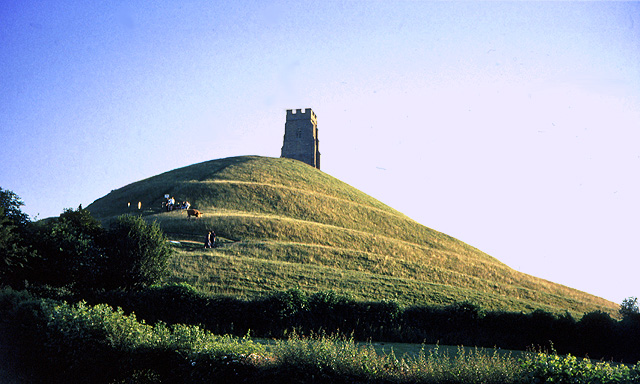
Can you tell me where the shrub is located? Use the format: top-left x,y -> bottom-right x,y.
101,215 -> 174,290
25,210 -> 173,291
30,207 -> 106,288
136,283 -> 211,325
307,290 -> 352,332
0,288 -> 267,383
578,311 -> 617,359
520,350 -> 640,384
254,288 -> 309,336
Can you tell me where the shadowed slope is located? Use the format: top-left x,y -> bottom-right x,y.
87,156 -> 617,314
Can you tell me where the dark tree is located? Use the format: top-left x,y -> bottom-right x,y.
0,188 -> 30,229
30,206 -> 106,288
0,188 -> 34,286
620,297 -> 639,319
101,215 -> 173,290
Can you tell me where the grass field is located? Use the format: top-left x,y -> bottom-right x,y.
87,155 -> 617,315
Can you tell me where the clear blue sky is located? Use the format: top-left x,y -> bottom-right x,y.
1,1 -> 638,304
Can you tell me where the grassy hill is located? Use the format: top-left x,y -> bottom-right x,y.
87,156 -> 617,315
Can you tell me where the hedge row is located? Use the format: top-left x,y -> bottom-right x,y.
0,288 -> 268,384
3,287 -> 640,383
32,284 -> 640,364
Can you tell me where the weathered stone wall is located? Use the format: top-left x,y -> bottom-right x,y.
281,108 -> 320,169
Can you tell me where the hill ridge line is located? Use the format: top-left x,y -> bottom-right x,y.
190,179 -> 410,220
190,180 -> 497,261
171,210 -> 508,283
190,210 -> 520,273
196,179 -> 497,262
194,209 -> 461,257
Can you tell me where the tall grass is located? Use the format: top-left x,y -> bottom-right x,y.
167,244 -> 615,315
271,333 -> 525,384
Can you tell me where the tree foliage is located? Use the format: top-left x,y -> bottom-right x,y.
31,210 -> 173,290
620,297 -> 639,319
0,188 -> 33,286
31,206 -> 106,288
0,187 -> 30,229
1,189 -> 174,291
101,215 -> 173,290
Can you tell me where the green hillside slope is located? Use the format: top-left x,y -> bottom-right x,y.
87,156 -> 617,315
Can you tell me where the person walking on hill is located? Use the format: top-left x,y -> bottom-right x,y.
204,231 -> 212,248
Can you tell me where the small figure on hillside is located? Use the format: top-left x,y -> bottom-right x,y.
204,231 -> 212,248
210,230 -> 216,248
183,201 -> 191,210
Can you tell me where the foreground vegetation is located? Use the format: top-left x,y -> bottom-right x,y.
28,283 -> 640,364
2,289 -> 638,384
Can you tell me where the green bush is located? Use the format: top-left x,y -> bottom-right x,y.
102,215 -> 174,290
0,288 -> 266,383
27,208 -> 175,291
520,350 -> 640,384
266,288 -> 308,322
30,207 -> 106,288
25,210 -> 173,291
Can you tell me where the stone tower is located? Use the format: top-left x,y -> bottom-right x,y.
280,108 -> 320,169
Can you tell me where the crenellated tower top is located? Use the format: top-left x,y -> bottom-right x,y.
281,108 -> 320,169
286,108 -> 317,123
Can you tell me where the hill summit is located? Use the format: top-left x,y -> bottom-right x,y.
87,156 -> 616,315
